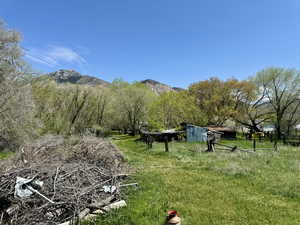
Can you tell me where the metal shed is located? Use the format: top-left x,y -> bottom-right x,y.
186,124 -> 208,142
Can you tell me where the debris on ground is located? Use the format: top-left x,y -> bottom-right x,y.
0,135 -> 130,225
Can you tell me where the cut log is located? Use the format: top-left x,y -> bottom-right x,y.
58,208 -> 90,225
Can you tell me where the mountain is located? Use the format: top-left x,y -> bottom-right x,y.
47,69 -> 110,87
45,70 -> 184,93
141,79 -> 184,95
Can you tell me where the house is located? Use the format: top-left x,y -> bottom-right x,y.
262,124 -> 275,133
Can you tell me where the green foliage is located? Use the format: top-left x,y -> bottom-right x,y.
30,67 -> 300,139
149,91 -> 207,129
32,80 -> 113,135
32,79 -> 156,136
189,78 -> 255,126
0,151 -> 14,160
110,81 -> 156,134
254,67 -> 300,137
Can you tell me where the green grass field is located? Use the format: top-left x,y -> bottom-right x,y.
85,136 -> 300,225
0,135 -> 300,225
1,137 -> 298,225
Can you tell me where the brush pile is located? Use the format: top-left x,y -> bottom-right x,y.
0,135 -> 129,225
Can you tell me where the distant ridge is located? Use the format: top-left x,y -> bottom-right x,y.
47,69 -> 109,87
141,79 -> 184,94
44,69 -> 184,93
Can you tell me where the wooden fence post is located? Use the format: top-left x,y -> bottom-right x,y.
283,134 -> 286,145
253,138 -> 256,152
164,135 -> 169,152
145,134 -> 153,149
274,137 -> 278,151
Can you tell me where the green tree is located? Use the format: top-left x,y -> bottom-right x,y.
189,78 -> 252,126
110,80 -> 155,135
232,79 -> 273,132
32,78 -> 113,135
255,67 -> 300,138
0,21 -> 37,145
149,91 -> 206,129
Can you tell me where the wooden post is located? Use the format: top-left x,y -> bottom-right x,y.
147,135 -> 153,149
164,135 -> 169,152
146,135 -> 150,149
211,141 -> 215,152
206,139 -> 210,152
253,138 -> 256,152
149,136 -> 153,149
206,131 -> 215,152
283,134 -> 286,145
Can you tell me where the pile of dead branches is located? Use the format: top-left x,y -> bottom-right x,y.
0,135 -> 129,225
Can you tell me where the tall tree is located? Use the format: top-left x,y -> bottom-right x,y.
255,67 -> 300,138
234,80 -> 273,132
149,91 -> 207,129
282,99 -> 300,136
111,80 -> 155,135
0,21 -> 36,145
32,80 -> 112,135
189,78 -> 253,126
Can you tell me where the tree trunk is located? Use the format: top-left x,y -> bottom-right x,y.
276,122 -> 281,140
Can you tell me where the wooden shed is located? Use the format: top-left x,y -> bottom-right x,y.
206,126 -> 236,139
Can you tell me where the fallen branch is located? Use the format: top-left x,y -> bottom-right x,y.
102,200 -> 127,212
58,208 -> 90,225
120,183 -> 138,187
88,195 -> 115,209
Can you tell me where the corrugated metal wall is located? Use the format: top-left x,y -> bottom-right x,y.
186,124 -> 208,142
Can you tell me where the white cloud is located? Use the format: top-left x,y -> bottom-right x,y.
25,45 -> 87,68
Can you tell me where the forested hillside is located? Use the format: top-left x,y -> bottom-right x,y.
1,20 -> 300,149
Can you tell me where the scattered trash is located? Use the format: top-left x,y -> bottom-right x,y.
15,176 -> 55,204
166,210 -> 181,225
103,185 -> 117,193
103,183 -> 138,193
14,176 -> 43,198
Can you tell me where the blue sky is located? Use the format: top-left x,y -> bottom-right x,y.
1,0 -> 300,87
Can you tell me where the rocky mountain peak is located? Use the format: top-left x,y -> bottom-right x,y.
47,69 -> 109,86
141,79 -> 184,94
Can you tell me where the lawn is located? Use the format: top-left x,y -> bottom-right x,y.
84,136 -> 300,224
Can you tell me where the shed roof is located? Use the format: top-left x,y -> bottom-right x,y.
206,126 -> 236,132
